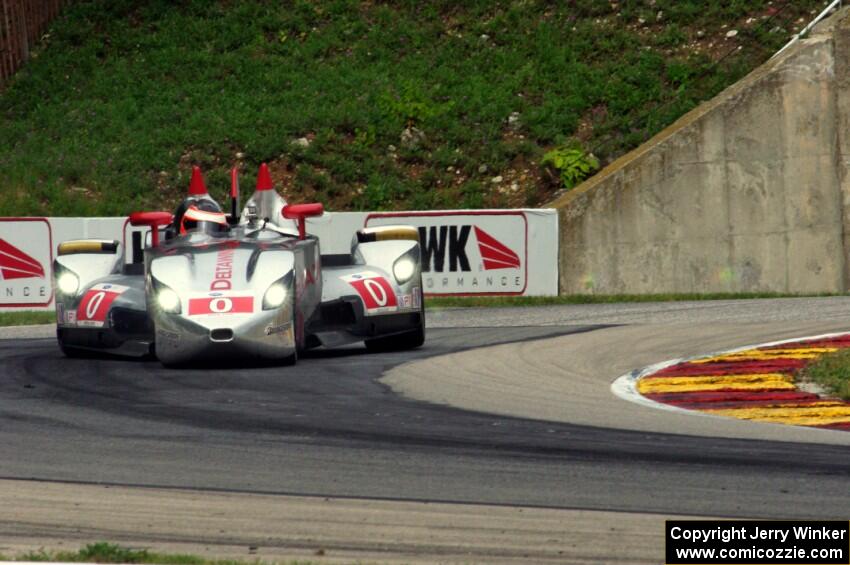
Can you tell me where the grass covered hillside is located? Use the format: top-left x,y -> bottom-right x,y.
0,0 -> 829,216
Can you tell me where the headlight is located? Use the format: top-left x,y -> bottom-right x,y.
393,256 -> 416,284
57,272 -> 79,295
263,282 -> 288,310
157,288 -> 181,313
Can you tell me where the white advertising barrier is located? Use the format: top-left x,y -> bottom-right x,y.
0,218 -> 53,308
0,209 -> 558,310
365,210 -> 557,296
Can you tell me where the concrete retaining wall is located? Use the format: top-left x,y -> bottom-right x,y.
551,9 -> 850,295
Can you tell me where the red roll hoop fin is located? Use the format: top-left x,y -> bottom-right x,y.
230,167 -> 240,198
188,166 -> 208,195
256,163 -> 273,191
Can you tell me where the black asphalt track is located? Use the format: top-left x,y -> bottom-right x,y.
0,326 -> 848,518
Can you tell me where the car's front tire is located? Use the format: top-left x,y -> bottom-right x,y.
365,295 -> 426,352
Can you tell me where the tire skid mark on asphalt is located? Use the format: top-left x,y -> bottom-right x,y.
629,334 -> 850,430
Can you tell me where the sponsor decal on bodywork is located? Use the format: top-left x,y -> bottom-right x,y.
76,283 -> 130,327
400,287 -> 421,310
211,247 -> 235,291
188,295 -> 253,316
264,322 -> 290,336
342,271 -> 399,314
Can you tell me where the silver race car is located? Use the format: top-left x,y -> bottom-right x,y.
53,164 -> 424,365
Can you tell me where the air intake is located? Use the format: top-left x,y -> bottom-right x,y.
210,328 -> 234,342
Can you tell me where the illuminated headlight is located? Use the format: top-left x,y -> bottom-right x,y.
157,288 -> 181,313
393,257 -> 416,284
263,282 -> 288,310
57,272 -> 79,295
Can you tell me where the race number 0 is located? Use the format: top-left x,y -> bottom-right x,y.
347,275 -> 398,311
209,297 -> 233,313
85,291 -> 106,319
76,284 -> 127,326
362,279 -> 388,307
187,296 -> 253,315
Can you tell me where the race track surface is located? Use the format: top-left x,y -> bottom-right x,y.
2,298 -> 850,561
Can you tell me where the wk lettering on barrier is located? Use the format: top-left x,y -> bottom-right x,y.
366,210 -> 543,296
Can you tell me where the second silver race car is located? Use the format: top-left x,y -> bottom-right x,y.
53,164 -> 424,366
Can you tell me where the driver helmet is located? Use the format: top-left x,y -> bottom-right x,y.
178,200 -> 229,236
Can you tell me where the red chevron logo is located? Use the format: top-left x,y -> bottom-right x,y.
473,226 -> 521,270
0,238 -> 45,280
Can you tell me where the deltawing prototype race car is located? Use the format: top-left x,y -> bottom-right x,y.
53,164 -> 424,366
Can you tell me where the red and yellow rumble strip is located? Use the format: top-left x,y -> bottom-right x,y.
636,334 -> 850,431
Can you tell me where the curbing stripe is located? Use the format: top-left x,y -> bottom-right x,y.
819,422 -> 850,431
643,390 -> 818,404
611,331 -> 850,431
705,404 -> 850,426
636,373 -> 794,394
690,347 -> 836,363
662,399 -> 834,411
648,359 -> 808,377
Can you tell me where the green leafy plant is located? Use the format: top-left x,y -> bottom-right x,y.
541,145 -> 599,190
352,125 -> 377,150
379,80 -> 453,127
20,543 -> 152,564
75,542 -> 151,563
